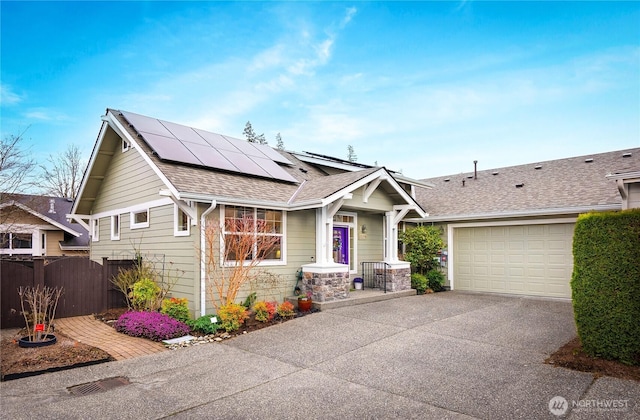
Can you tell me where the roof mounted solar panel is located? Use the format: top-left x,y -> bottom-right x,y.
121,111 -> 174,138
218,149 -> 271,178
182,142 -> 237,172
119,110 -> 297,183
249,156 -> 298,183
228,137 -> 270,159
143,133 -> 201,166
254,143 -> 292,165
193,129 -> 241,152
160,120 -> 209,146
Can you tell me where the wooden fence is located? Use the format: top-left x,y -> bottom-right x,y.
0,257 -> 134,329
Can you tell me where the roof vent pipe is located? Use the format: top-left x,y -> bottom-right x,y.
474,160 -> 478,180
462,179 -> 466,187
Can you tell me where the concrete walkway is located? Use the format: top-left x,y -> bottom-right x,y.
55,315 -> 166,360
2,292 -> 639,419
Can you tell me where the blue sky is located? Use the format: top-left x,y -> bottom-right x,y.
1,1 -> 638,179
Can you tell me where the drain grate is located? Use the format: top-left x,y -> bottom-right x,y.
67,376 -> 130,396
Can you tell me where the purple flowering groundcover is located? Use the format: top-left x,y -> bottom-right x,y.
114,311 -> 191,341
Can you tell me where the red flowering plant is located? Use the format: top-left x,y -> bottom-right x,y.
276,301 -> 295,318
253,300 -> 277,322
161,297 -> 190,323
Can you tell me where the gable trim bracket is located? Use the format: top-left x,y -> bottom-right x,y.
159,190 -> 198,225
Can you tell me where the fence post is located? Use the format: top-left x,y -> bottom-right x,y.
33,258 -> 45,288
103,257 -> 111,311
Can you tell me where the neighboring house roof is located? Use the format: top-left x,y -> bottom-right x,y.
413,148 -> 640,222
74,109 -> 426,217
0,194 -> 90,249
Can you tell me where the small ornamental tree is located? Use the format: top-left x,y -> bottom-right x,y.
204,213 -> 281,310
399,225 -> 444,274
18,285 -> 63,342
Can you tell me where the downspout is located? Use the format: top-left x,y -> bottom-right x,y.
200,201 -> 217,317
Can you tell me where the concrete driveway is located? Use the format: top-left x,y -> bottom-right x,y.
1,292 -> 638,419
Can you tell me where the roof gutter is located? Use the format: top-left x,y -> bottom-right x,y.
405,204 -> 621,223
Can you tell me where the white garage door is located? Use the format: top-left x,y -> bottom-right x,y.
453,223 -> 574,298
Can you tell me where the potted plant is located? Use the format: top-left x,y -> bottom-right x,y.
17,285 -> 63,348
297,290 -> 313,312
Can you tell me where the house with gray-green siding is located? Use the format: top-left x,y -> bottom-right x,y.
71,109 -> 428,316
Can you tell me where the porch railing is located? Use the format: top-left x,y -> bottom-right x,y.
361,262 -> 390,293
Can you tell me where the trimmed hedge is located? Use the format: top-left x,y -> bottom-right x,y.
571,209 -> 640,365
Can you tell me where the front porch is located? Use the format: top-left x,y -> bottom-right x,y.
312,288 -> 416,310
287,288 -> 416,311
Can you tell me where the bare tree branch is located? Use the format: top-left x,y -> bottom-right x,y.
39,144 -> 85,199
0,127 -> 36,196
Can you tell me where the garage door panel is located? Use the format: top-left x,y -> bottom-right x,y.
528,254 -> 544,264
454,223 -> 573,298
548,254 -> 568,265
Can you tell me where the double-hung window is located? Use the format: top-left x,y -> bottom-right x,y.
222,206 -> 283,263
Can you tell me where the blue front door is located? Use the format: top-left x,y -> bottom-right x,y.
333,226 -> 349,265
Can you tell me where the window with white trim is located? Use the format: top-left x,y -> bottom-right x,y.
91,218 -> 99,242
0,232 -> 34,255
130,209 -> 149,229
122,139 -> 130,152
111,214 -> 121,240
174,204 -> 190,236
222,205 -> 284,263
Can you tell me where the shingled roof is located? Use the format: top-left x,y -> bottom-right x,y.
109,110 -> 412,208
414,148 -> 640,221
0,193 -> 89,248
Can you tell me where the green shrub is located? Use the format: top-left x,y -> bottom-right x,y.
411,273 -> 428,295
571,209 -> 640,365
187,315 -> 220,335
161,297 -> 191,323
130,278 -> 161,311
254,300 -> 276,322
218,303 -> 249,332
400,225 -> 444,274
426,269 -> 445,292
242,292 -> 257,309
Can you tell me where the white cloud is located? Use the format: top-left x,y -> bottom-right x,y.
1,84 -> 23,105
341,7 -> 357,27
23,108 -> 71,123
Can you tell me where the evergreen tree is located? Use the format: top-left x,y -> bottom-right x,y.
275,133 -> 284,150
243,121 -> 257,143
347,145 -> 357,162
243,121 -> 268,144
256,133 -> 267,145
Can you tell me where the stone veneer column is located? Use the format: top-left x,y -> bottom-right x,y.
301,263 -> 350,302
383,262 -> 412,292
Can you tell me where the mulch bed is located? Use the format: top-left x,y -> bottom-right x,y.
1,329 -> 113,381
1,307 -> 318,381
545,336 -> 640,381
